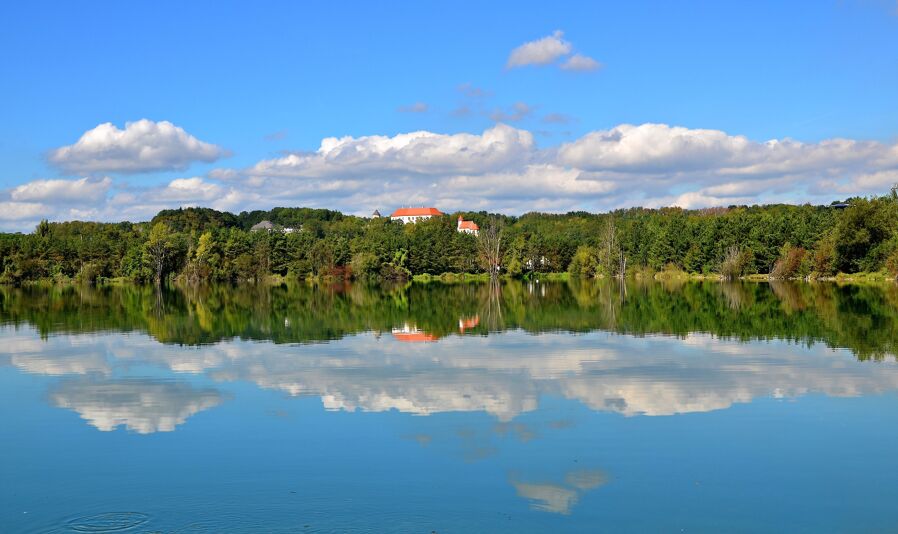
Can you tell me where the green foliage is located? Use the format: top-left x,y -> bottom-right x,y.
3,279 -> 898,360
833,198 -> 898,273
569,245 -> 599,277
1,197 -> 896,285
770,243 -> 809,279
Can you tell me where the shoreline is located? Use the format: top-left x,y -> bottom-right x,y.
4,271 -> 896,288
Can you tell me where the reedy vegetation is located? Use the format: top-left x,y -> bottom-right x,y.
1,195 -> 898,285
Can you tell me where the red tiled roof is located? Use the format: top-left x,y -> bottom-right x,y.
458,220 -> 479,231
390,207 -> 444,217
392,332 -> 438,343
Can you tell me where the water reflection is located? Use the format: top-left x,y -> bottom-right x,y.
512,469 -> 608,515
3,281 -> 898,531
5,326 -> 898,427
49,378 -> 226,433
2,279 -> 897,359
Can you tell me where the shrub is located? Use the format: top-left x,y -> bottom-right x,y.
771,244 -> 807,279
886,249 -> 898,279
720,246 -> 749,280
568,246 -> 599,277
350,252 -> 380,279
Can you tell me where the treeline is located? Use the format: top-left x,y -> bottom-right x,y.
2,280 -> 897,360
1,196 -> 897,285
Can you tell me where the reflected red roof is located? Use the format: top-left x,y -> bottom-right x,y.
392,332 -> 438,342
459,315 -> 480,332
391,207 -> 444,217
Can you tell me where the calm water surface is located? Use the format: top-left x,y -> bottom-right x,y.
2,280 -> 898,533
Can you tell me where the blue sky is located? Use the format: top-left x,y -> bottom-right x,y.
1,0 -> 897,230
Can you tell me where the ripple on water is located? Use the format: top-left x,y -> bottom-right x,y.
65,512 -> 150,532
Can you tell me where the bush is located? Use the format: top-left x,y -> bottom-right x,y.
813,237 -> 837,277
720,246 -> 750,280
568,246 -> 599,277
350,252 -> 380,279
771,244 -> 807,279
886,249 -> 898,279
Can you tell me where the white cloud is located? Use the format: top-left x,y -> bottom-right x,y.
159,177 -> 223,202
249,123 -> 535,178
11,177 -> 111,204
831,169 -> 898,194
4,121 -> 898,231
506,31 -> 601,73
48,119 -> 226,174
0,201 -> 45,221
560,54 -> 601,72
507,31 -> 572,68
557,123 -> 895,179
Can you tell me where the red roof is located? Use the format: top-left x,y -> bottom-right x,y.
391,207 -> 444,217
458,220 -> 479,231
392,332 -> 438,343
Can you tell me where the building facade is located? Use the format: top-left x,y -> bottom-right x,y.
456,216 -> 479,236
390,207 -> 444,223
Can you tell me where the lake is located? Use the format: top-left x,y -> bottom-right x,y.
2,280 -> 898,533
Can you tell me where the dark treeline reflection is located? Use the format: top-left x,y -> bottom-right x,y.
1,280 -> 897,359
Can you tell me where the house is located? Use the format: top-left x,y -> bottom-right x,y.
457,216 -> 479,236
390,207 -> 444,223
391,324 -> 438,342
371,209 -> 382,218
250,220 -> 297,233
250,220 -> 275,232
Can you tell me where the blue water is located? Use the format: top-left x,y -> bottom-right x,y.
3,327 -> 898,532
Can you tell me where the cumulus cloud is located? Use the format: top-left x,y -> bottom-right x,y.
397,102 -> 429,113
48,119 -> 226,174
158,177 -> 224,202
11,177 -> 111,204
507,31 -> 572,68
560,54 -> 601,72
4,121 -> 898,231
0,201 -> 45,221
558,123 -> 896,178
506,31 -> 600,72
249,123 -> 535,178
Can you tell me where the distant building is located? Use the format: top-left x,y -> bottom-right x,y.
371,210 -> 382,218
457,216 -> 479,236
390,207 -> 444,224
250,220 -> 297,233
391,324 -> 438,342
250,220 -> 275,232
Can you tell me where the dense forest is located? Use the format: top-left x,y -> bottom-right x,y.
1,194 -> 897,285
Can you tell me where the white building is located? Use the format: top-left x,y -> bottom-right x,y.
390,207 -> 444,223
457,216 -> 479,236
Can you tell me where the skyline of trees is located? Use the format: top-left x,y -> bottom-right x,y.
1,195 -> 897,285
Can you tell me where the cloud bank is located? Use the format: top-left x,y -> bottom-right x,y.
2,121 -> 898,231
